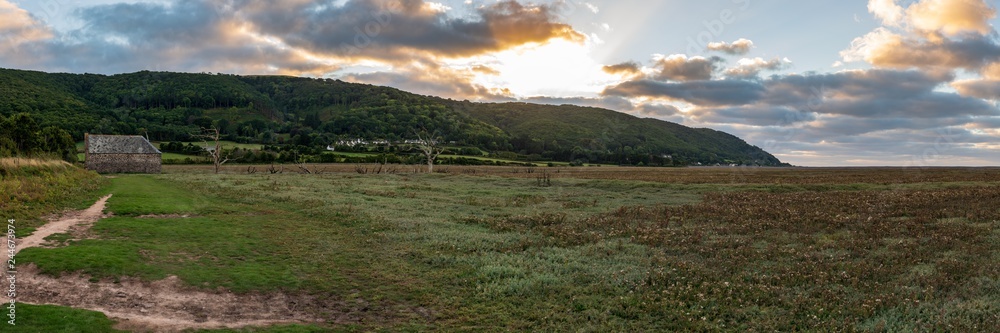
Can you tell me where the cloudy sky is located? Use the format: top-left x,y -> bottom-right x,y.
2,0 -> 1000,166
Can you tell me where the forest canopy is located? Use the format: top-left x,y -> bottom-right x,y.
0,68 -> 785,166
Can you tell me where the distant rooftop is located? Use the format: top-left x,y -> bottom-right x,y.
86,135 -> 161,154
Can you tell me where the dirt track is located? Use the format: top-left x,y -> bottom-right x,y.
17,265 -> 320,332
14,194 -> 112,253
6,195 -> 328,332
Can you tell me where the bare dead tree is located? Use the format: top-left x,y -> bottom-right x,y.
293,152 -> 312,174
536,170 -> 552,187
267,163 -> 282,174
412,130 -> 444,173
194,127 -> 232,174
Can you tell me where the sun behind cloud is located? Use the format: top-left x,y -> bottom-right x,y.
472,38 -> 619,98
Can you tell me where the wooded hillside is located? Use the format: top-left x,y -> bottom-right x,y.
0,68 -> 785,166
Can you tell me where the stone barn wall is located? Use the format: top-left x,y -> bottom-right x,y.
85,153 -> 162,174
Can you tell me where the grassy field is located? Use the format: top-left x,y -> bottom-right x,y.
313,152 -> 573,166
0,158 -> 106,236
5,165 -> 1000,331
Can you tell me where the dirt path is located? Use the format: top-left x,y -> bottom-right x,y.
6,195 -> 341,332
17,265 -> 323,332
14,194 -> 112,253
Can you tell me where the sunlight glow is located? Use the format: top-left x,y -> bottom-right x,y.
472,39 -> 619,97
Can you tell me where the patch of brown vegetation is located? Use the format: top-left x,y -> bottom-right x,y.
464,185 -> 1000,330
165,164 -> 1000,185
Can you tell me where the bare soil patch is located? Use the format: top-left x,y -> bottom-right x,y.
17,264 -> 323,332
16,194 -> 112,252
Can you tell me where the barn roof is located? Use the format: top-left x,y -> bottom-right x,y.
86,135 -> 161,154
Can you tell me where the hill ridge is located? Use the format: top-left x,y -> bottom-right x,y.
0,68 -> 785,166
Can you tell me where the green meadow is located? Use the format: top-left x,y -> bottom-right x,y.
4,165 -> 1000,331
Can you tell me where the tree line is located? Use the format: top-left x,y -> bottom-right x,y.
0,113 -> 77,162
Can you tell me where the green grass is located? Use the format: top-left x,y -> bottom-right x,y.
12,168 -> 1000,331
161,152 -> 210,162
19,176 -> 311,292
8,304 -> 125,333
8,305 -> 330,333
101,175 -> 209,215
18,172 -> 703,330
325,151 -> 375,157
329,151 -> 543,165
195,324 -> 339,333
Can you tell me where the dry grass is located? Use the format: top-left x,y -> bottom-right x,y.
164,164 -> 1000,185
0,157 -> 72,170
465,185 -> 1000,331
16,164 -> 1000,331
0,158 -> 105,236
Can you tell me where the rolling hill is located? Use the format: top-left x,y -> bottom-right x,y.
0,68 -> 785,166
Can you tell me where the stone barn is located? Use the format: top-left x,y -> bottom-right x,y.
84,134 -> 162,173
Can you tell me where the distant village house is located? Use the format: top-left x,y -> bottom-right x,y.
84,134 -> 162,173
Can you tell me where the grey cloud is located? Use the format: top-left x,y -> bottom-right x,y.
689,106 -> 816,127
74,0 -> 223,46
872,35 -> 1000,70
810,92 -> 998,118
344,70 -> 516,101
605,69 -> 996,120
522,96 -> 635,112
636,104 -> 680,117
242,0 -> 584,59
602,79 -> 764,106
724,58 -> 790,79
652,55 -> 721,81
844,28 -> 1000,71
607,65 -> 1000,163
967,116 -> 1000,128
601,61 -> 642,76
763,69 -> 952,105
760,70 -> 994,118
803,116 -> 977,137
517,96 -> 680,119
713,120 -> 999,166
1,0 -> 338,75
952,79 -> 1000,99
1,0 -> 585,75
